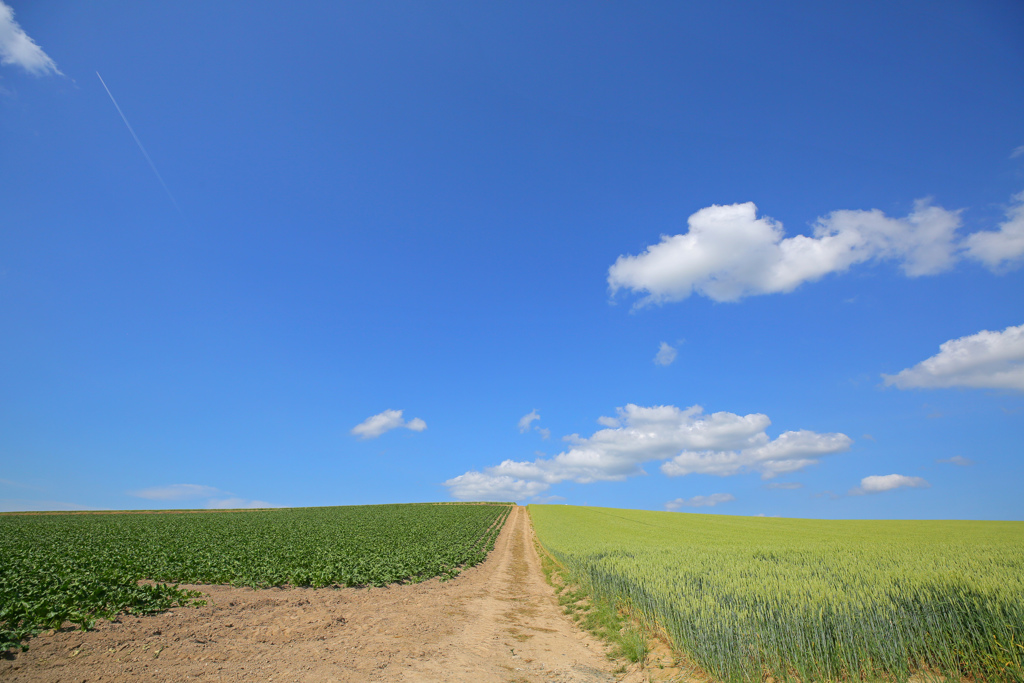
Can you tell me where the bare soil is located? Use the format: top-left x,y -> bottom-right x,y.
0,506 -> 694,682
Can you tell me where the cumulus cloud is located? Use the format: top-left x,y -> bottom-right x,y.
130,484 -> 220,501
406,417 -> 427,432
444,471 -> 550,502
937,455 -> 974,466
444,404 -> 851,500
609,200 -> 962,305
962,192 -> 1024,270
609,193 -> 1024,306
0,2 -> 60,76
883,323 -> 1024,391
351,409 -> 427,439
666,493 -> 734,510
518,410 -> 541,433
661,426 -> 852,479
654,342 -> 678,366
850,474 -> 930,495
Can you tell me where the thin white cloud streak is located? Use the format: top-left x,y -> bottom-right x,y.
445,404 -> 851,501
764,482 -> 803,490
654,342 -> 678,366
206,497 -> 280,509
0,477 -> 42,491
96,72 -> 183,215
351,409 -> 427,439
0,499 -> 99,512
0,2 -> 60,76
532,495 -> 566,504
883,323 -> 1024,391
518,410 -> 541,433
609,192 -> 1023,305
130,484 -> 280,509
937,455 -> 974,466
849,474 -> 930,495
666,493 -> 734,510
130,484 -> 220,501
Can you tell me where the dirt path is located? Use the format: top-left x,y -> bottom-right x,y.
0,506 -> 634,682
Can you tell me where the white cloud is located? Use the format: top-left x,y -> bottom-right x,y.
130,484 -> 281,509
130,484 -> 220,501
1012,145 -> 1024,159
206,497 -> 280,509
532,494 -> 567,504
937,455 -> 975,466
883,323 -> 1024,391
660,427 -> 852,479
609,192 -> 1024,306
764,482 -> 803,490
518,409 -> 550,439
443,471 -> 550,502
850,474 -> 930,495
444,404 -> 851,499
962,192 -> 1024,270
518,409 -> 541,433
609,199 -> 962,305
351,409 -> 427,439
666,493 -> 734,510
654,342 -> 678,366
0,2 -> 60,76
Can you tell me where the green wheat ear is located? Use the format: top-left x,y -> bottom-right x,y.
528,503 -> 1024,683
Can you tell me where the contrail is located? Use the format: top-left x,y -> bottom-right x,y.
96,71 -> 182,214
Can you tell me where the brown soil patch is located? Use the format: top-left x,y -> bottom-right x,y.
0,506 -> 672,682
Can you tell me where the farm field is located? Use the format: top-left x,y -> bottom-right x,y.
0,505 -> 635,683
530,505 -> 1024,683
0,502 -> 510,653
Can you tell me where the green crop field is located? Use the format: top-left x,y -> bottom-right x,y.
530,505 -> 1024,683
0,502 -> 511,652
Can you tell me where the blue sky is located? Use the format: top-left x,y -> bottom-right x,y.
1,0 -> 1022,518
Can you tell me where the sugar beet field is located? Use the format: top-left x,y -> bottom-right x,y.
3,503 -> 1023,683
0,503 -> 510,653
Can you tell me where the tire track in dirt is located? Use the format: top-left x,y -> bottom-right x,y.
404,505 -> 617,682
0,506 -> 625,682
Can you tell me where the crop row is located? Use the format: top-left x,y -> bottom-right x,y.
530,504 -> 1024,683
1,502 -> 511,652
